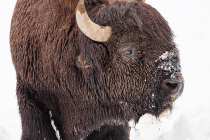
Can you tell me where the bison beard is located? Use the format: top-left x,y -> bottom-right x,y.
10,0 -> 184,140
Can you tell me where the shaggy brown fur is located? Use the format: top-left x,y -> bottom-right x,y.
10,0 -> 183,139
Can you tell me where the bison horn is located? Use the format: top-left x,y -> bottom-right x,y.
76,0 -> 112,42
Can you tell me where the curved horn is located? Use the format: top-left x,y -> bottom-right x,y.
76,0 -> 112,42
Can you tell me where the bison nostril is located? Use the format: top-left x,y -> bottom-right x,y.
161,80 -> 184,97
166,82 -> 178,90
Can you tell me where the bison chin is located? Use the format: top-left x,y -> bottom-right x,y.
127,80 -> 184,120
150,79 -> 184,117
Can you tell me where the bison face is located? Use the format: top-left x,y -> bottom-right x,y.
103,41 -> 184,118
77,1 -> 184,121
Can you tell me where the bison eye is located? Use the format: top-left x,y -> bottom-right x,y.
124,50 -> 133,55
119,44 -> 137,59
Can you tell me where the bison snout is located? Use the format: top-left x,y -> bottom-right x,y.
161,79 -> 184,99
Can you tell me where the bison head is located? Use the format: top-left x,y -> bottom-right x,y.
75,0 -> 184,117
75,0 -> 184,131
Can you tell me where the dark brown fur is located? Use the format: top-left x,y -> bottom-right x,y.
10,0 -> 182,139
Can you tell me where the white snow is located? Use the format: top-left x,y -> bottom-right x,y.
156,49 -> 180,74
155,50 -> 175,62
0,127 -> 11,140
159,51 -> 169,60
130,107 -> 194,140
130,113 -> 164,140
1,0 -> 210,140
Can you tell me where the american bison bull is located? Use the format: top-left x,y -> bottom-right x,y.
10,0 -> 184,139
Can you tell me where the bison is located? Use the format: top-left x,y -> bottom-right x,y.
10,0 -> 184,139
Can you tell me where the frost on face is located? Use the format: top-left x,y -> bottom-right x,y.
155,49 -> 182,79
155,51 -> 170,62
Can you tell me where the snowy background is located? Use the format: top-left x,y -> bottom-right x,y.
0,0 -> 210,140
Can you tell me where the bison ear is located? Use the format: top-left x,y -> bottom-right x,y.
75,41 -> 108,83
76,55 -> 84,70
75,55 -> 91,70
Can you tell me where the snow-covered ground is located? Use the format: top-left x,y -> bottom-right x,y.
0,0 -> 210,140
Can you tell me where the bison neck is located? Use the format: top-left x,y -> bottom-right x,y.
57,101 -> 133,139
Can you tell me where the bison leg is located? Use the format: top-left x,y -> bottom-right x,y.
17,82 -> 57,140
85,125 -> 130,140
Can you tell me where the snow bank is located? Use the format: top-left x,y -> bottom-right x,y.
130,106 -> 194,140
129,101 -> 210,140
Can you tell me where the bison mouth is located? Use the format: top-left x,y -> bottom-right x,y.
126,79 -> 184,119
150,79 -> 184,117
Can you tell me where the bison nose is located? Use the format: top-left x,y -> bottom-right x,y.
161,79 -> 184,97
